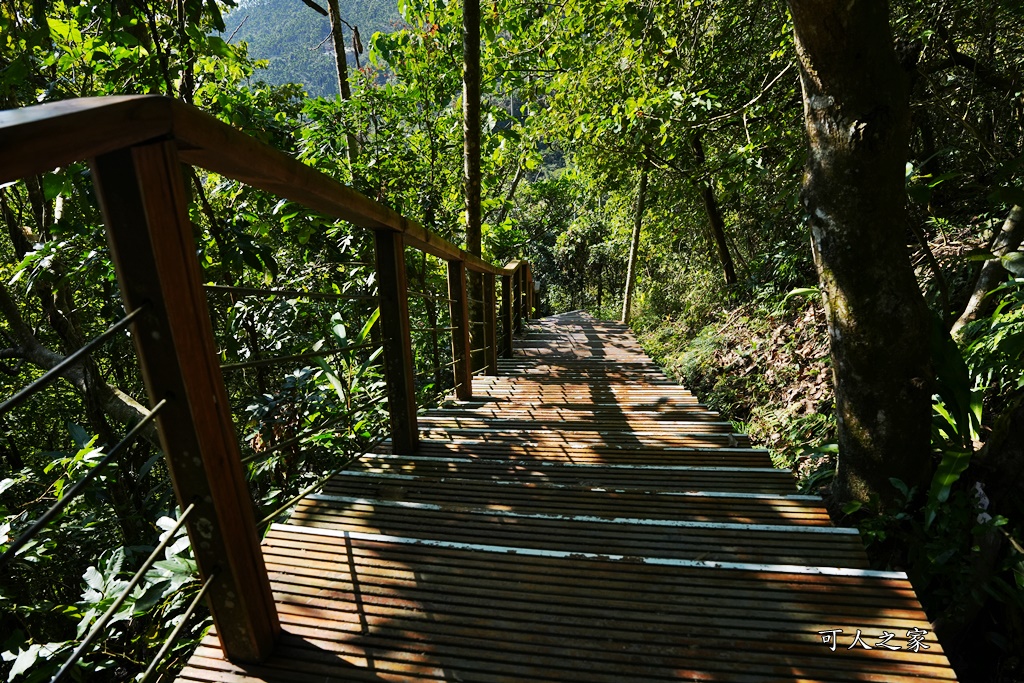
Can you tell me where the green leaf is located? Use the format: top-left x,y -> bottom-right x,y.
356,346 -> 384,386
841,500 -> 862,515
1000,252 -> 1024,276
929,449 -> 972,506
356,307 -> 380,345
8,645 -> 39,681
67,423 -> 90,450
137,452 -> 163,479
330,311 -> 347,342
889,477 -> 910,499
131,580 -> 169,615
103,547 -> 125,577
206,0 -> 226,32
83,566 -> 104,592
929,315 -> 974,448
961,248 -> 995,262
315,358 -> 347,403
782,286 -> 819,304
207,36 -> 233,58
39,172 -> 68,202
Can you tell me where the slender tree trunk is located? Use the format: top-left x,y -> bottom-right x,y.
691,135 -> 737,285
621,157 -> 650,325
789,0 -> 934,511
463,0 -> 482,257
463,0 -> 484,365
325,0 -> 359,170
952,204 -> 1024,337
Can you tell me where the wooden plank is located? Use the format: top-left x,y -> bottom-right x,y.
483,272 -> 497,375
447,260 -> 472,400
91,143 -> 279,662
374,229 -> 418,454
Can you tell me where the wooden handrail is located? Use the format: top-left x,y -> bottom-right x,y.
0,94 -> 536,667
0,96 -> 515,276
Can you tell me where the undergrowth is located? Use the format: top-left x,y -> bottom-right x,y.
637,290 -> 838,491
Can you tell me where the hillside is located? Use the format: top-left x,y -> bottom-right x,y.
220,0 -> 403,96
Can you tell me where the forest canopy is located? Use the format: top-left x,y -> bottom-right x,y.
1,0 -> 1023,680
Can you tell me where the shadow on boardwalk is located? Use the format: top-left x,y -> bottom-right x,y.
178,312 -> 956,682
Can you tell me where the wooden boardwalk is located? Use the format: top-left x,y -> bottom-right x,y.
178,312 -> 956,682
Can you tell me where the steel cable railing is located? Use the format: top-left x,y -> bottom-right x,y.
0,397 -> 165,569
238,400 -> 386,466
204,284 -> 378,301
405,254 -> 457,404
219,340 -> 378,372
256,435 -> 386,530
51,502 -> 196,682
0,305 -> 148,418
137,572 -> 216,683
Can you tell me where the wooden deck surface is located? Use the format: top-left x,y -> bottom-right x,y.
178,311 -> 957,682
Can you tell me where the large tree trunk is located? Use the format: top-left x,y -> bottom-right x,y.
621,157 -> 650,325
789,0 -> 934,511
691,135 -> 737,285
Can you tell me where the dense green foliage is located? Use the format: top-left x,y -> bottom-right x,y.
1,0 -> 1023,680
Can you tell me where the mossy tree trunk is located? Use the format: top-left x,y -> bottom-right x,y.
788,0 -> 934,511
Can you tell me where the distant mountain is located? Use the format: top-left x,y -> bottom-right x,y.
221,0 -> 403,97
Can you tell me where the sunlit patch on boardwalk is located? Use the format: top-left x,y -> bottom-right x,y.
177,311 -> 957,682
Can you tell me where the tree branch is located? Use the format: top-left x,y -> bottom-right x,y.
296,0 -> 328,16
931,25 -> 1019,94
952,205 -> 1024,337
0,281 -> 158,445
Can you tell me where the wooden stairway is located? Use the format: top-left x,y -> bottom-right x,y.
178,311 -> 956,682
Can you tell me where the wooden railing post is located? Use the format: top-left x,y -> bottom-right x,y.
501,272 -> 514,358
484,272 -> 497,375
513,265 -> 523,335
91,143 -> 279,663
470,271 -> 485,374
448,260 -> 472,399
524,263 -> 534,320
373,229 -> 418,454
